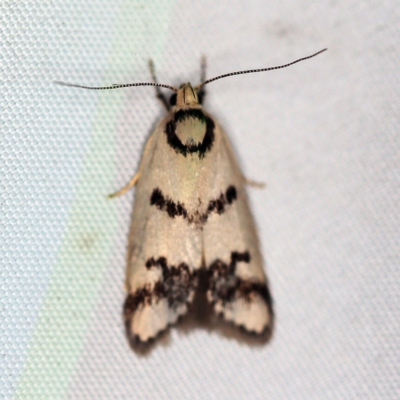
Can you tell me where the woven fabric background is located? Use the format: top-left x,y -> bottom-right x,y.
1,1 -> 399,399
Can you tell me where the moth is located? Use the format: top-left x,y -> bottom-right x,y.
55,49 -> 326,348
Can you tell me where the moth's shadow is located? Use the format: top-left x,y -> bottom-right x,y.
131,270 -> 273,357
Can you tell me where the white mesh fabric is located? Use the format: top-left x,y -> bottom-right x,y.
1,1 -> 399,399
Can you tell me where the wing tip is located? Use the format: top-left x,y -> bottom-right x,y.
220,307 -> 274,340
236,311 -> 275,342
123,293 -> 191,354
124,318 -> 170,355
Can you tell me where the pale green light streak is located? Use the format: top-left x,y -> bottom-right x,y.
14,1 -> 174,398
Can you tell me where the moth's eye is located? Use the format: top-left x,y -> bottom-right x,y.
197,89 -> 204,105
169,93 -> 177,106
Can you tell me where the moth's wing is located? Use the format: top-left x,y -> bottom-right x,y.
203,119 -> 273,337
124,117 -> 202,345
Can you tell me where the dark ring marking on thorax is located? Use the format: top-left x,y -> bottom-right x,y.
165,108 -> 215,158
150,185 -> 237,225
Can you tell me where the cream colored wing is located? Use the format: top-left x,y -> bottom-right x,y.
123,109 -> 216,346
124,117 -> 198,345
202,117 -> 274,337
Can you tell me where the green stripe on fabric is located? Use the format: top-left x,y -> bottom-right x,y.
14,1 -> 175,398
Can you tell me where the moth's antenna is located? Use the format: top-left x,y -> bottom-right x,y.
200,55 -> 207,83
196,48 -> 327,89
54,80 -> 178,92
148,59 -> 172,110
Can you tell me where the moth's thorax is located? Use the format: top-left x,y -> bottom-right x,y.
165,83 -> 210,152
176,83 -> 201,108
174,109 -> 207,148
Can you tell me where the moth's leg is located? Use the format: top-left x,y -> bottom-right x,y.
244,177 -> 266,189
197,55 -> 207,104
148,59 -> 170,111
108,131 -> 156,199
108,172 -> 141,198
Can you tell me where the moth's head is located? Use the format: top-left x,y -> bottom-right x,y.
170,83 -> 202,108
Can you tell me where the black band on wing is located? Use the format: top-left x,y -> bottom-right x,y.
208,251 -> 273,312
150,185 -> 237,225
209,251 -> 251,277
207,186 -> 237,214
150,188 -> 189,220
165,108 -> 215,158
124,257 -> 196,318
